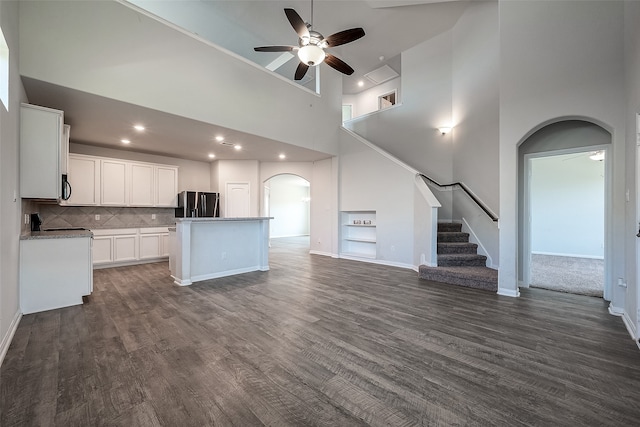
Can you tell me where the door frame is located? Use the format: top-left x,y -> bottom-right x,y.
523,144 -> 611,299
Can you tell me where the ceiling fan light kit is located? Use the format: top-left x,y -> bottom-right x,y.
254,0 -> 365,80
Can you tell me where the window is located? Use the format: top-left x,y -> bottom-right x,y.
0,27 -> 8,111
378,90 -> 397,110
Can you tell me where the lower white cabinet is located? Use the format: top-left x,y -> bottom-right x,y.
20,235 -> 93,314
91,227 -> 169,267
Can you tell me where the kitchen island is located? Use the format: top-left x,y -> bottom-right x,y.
170,217 -> 272,286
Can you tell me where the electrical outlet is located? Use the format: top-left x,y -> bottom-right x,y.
95,214 -> 100,221
221,252 -> 227,260
152,214 -> 156,220
24,214 -> 29,225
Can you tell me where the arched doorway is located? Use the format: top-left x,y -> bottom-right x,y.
264,174 -> 310,249
518,120 -> 611,299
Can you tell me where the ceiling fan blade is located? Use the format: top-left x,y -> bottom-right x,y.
324,54 -> 354,76
325,28 -> 365,48
294,62 -> 310,80
254,46 -> 296,52
284,8 -> 309,39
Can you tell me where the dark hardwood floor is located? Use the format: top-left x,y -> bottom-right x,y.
2,236 -> 639,426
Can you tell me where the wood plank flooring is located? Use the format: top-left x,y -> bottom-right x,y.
2,236 -> 640,426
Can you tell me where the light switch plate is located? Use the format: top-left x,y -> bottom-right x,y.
95,214 -> 100,221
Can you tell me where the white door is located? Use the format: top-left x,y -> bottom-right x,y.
226,182 -> 250,218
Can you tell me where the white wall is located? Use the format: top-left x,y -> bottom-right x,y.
499,0 -> 626,299
310,158 -> 336,257
342,77 -> 401,119
18,0 -> 343,157
530,153 -> 605,258
623,0 -> 640,340
345,30 -> 454,185
339,131 -> 416,268
70,143 -> 212,193
0,0 -> 24,365
267,175 -> 310,238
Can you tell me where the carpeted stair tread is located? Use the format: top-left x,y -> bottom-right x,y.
437,242 -> 478,254
419,265 -> 498,292
438,232 -> 470,243
437,253 -> 487,267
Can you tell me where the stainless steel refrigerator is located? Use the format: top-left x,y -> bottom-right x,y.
175,191 -> 220,217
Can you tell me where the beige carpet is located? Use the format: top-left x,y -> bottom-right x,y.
530,254 -> 603,297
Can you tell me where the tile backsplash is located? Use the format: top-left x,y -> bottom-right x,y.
29,203 -> 176,230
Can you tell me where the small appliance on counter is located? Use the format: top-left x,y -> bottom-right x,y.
175,191 -> 220,218
30,213 -> 42,231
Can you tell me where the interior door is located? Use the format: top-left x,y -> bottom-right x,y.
226,182 -> 250,218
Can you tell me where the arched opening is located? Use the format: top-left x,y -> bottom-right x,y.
518,120 -> 611,299
264,174 -> 310,249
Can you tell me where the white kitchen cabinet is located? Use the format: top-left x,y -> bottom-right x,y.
92,235 -> 113,265
64,154 -> 100,206
20,103 -> 64,199
62,153 -> 178,207
156,166 -> 178,207
114,233 -> 137,262
92,227 -> 169,268
130,162 -> 155,206
101,159 -> 128,206
20,234 -> 92,314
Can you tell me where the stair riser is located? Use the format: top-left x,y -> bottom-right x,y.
418,271 -> 498,292
438,223 -> 462,233
438,258 -> 487,267
438,232 -> 470,243
437,243 -> 478,254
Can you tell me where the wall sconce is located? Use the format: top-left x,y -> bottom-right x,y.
438,126 -> 452,135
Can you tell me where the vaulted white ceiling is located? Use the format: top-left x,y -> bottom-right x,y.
21,0 -> 470,163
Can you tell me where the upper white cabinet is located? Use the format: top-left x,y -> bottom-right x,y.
20,103 -> 65,199
130,163 -> 154,206
65,154 -> 100,205
156,166 -> 178,207
63,153 -> 178,207
101,159 -> 128,206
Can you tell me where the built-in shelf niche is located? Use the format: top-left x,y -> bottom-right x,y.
340,210 -> 376,259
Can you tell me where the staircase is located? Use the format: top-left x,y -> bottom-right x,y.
419,222 -> 498,292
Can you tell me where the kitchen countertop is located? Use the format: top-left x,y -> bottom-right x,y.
21,229 -> 94,240
175,217 -> 272,222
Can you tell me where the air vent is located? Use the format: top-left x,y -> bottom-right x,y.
364,65 -> 399,85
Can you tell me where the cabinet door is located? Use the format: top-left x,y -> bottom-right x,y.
114,235 -> 137,262
130,163 -> 154,206
20,104 -> 63,199
66,155 -> 100,205
92,236 -> 113,265
156,166 -> 178,207
101,160 -> 128,205
160,233 -> 170,257
139,234 -> 161,259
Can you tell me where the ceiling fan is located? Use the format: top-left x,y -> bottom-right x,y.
254,0 -> 365,80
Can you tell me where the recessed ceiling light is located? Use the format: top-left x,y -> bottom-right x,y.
133,124 -> 145,131
208,153 -> 216,159
215,135 -> 224,142
279,154 -> 286,159
358,80 -> 364,87
121,139 -> 131,144
234,145 -> 242,150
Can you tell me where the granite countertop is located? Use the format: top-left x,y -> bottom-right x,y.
175,217 -> 273,222
21,229 -> 94,240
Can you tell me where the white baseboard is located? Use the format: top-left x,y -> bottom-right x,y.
338,254 -> 414,270
621,311 -> 637,342
0,310 -> 22,368
497,287 -> 520,297
532,251 -> 604,260
309,250 -> 335,257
